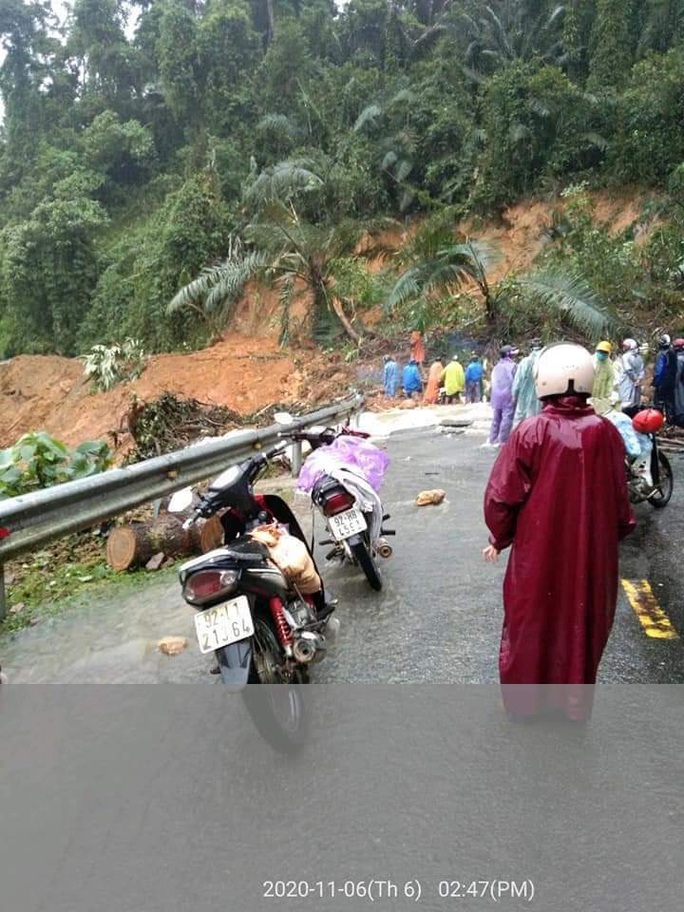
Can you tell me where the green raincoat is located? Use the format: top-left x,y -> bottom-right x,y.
592,356 -> 616,402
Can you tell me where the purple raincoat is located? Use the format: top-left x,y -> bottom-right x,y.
490,359 -> 517,408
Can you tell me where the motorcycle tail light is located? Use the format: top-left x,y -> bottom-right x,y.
183,569 -> 239,607
321,490 -> 355,517
0,527 -> 10,540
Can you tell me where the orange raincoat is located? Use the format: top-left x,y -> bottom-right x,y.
410,331 -> 426,366
424,361 -> 444,404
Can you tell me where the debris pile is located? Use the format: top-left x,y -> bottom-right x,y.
124,392 -> 243,462
122,392 -> 313,463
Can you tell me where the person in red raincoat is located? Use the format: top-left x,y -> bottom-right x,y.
483,343 -> 636,723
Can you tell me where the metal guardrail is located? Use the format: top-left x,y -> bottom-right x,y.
0,394 -> 365,620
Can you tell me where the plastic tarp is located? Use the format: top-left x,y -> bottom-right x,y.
297,437 -> 390,545
297,437 -> 390,495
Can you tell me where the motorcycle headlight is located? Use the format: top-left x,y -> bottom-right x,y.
183,569 -> 239,607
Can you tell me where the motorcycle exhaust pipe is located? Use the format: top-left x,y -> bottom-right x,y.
376,537 -> 393,559
293,631 -> 326,664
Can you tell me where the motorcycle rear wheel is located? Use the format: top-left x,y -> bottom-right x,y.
351,539 -> 382,591
241,615 -> 308,754
648,451 -> 673,508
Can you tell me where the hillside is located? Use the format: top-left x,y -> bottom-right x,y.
0,189 -> 659,452
3,1 -> 684,366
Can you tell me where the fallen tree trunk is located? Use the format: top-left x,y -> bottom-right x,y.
106,514 -> 224,571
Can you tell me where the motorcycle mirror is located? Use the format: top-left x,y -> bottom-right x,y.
273,411 -> 295,426
168,487 -> 193,513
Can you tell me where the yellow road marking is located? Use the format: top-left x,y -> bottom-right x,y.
621,580 -> 679,639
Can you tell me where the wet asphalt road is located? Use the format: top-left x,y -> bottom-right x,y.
2,420 -> 683,684
313,425 -> 684,685
1,422 -> 684,912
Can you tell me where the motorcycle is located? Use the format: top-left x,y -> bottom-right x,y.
280,422 -> 394,592
626,431 -> 673,508
168,441 -> 338,753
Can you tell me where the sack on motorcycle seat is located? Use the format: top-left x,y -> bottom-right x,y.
249,524 -> 322,595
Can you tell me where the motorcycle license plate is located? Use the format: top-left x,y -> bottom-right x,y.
328,507 -> 367,541
194,595 -> 254,654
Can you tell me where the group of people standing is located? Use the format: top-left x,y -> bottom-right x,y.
592,334 -> 684,425
382,351 -> 486,405
382,330 -> 684,446
383,328 -> 488,405
485,332 -> 684,447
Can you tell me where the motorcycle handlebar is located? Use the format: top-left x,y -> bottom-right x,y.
262,441 -> 288,460
180,442 -> 287,527
279,425 -> 368,444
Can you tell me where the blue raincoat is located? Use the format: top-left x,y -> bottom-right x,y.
402,362 -> 423,394
383,359 -> 400,397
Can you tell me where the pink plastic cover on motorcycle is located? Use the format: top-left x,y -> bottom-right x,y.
297,436 -> 390,494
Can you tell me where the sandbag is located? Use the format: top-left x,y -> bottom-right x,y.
249,523 -> 322,594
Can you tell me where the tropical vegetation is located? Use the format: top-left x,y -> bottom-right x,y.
0,431 -> 113,498
2,1 -> 684,356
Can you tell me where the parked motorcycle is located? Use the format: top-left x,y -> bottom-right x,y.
168,442 -> 338,753
626,407 -> 673,507
280,423 -> 394,591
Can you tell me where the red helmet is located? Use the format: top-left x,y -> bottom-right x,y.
674,338 -> 684,350
632,408 -> 665,434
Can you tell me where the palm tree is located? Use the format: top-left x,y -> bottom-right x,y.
166,236 -> 267,339
387,222 -> 502,322
353,88 -> 419,213
388,220 -> 614,336
457,0 -> 568,78
518,270 -> 614,336
246,201 -> 386,344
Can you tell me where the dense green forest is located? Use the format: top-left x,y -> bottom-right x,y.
2,0 -> 684,358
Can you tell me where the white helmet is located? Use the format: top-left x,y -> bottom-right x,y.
534,343 -> 595,399
622,338 -> 638,350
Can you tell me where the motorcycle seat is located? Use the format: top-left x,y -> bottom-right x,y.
312,474 -> 344,500
222,538 -> 270,563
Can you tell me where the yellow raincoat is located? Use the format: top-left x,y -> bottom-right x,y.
443,359 -> 465,396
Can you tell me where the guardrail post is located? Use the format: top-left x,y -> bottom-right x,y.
0,564 -> 6,623
291,440 -> 303,477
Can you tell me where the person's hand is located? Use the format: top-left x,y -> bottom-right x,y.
483,544 -> 500,562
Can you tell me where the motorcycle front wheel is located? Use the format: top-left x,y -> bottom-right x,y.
241,615 -> 308,754
351,539 -> 382,591
649,451 -> 673,508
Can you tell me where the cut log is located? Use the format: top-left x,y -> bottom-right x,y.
106,514 -> 224,571
199,515 -> 224,553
